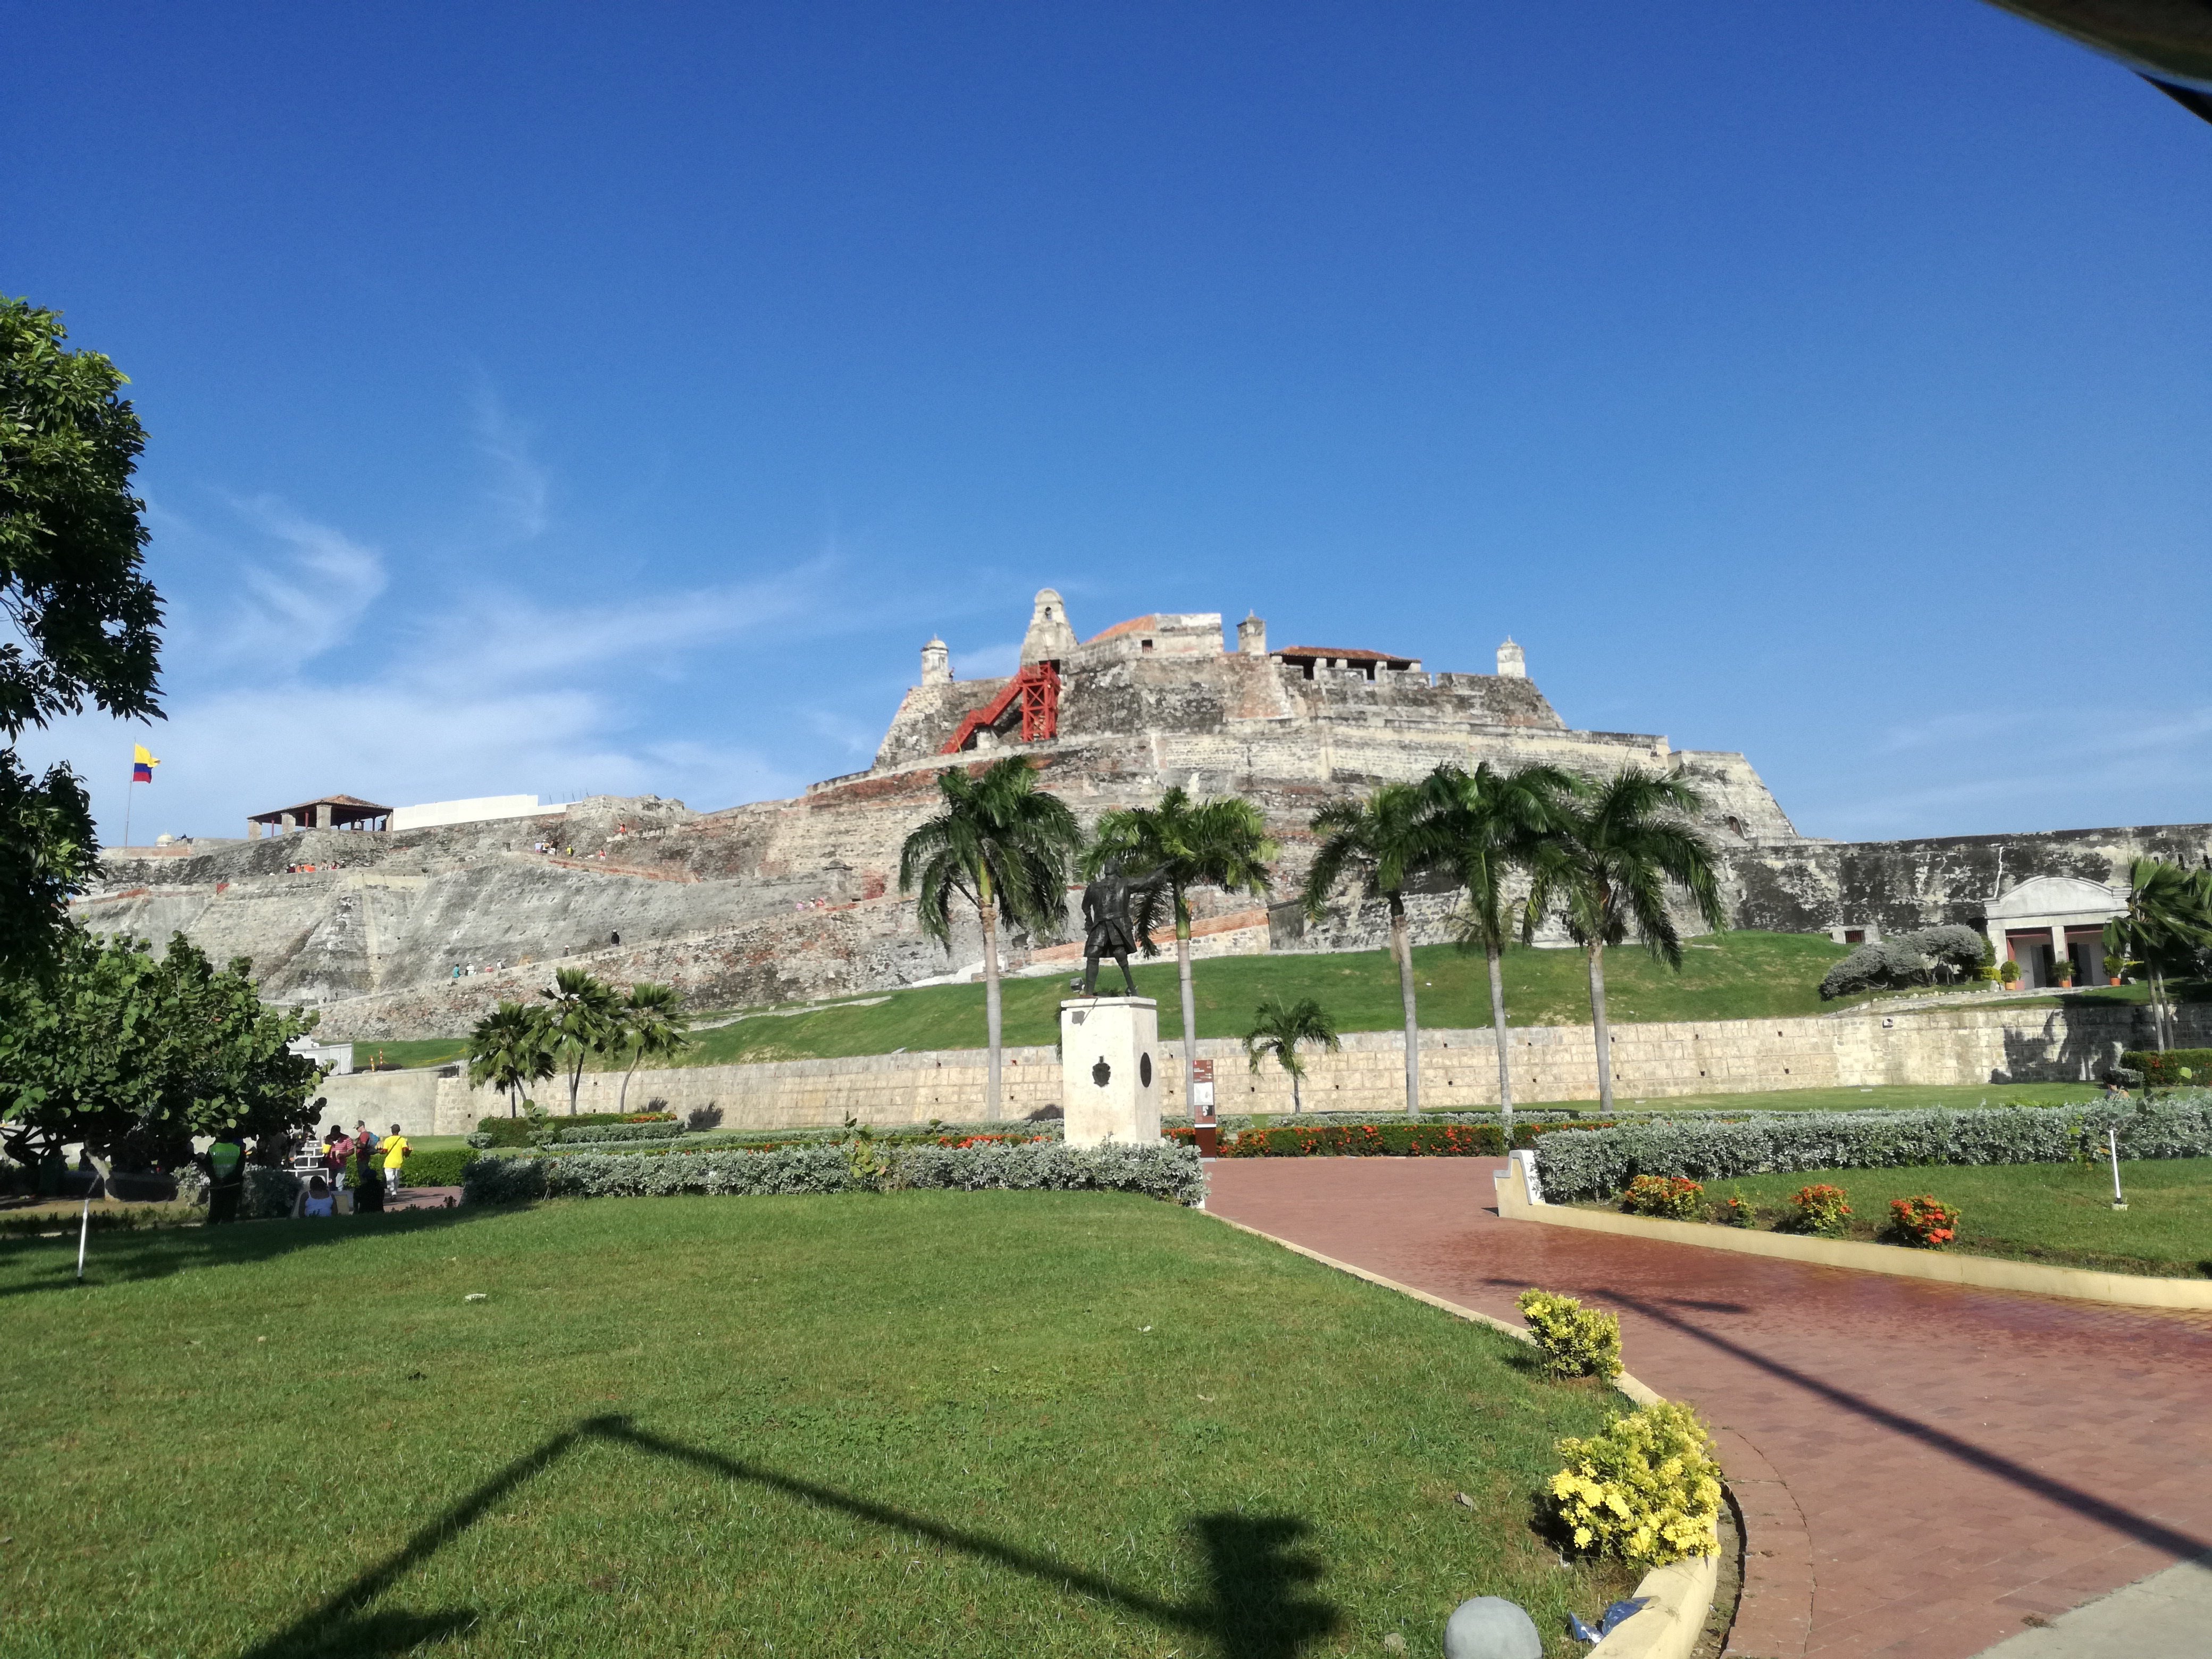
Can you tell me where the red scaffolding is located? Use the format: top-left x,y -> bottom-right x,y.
939,661 -> 1060,754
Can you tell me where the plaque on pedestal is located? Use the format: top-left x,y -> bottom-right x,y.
1059,996 -> 1162,1149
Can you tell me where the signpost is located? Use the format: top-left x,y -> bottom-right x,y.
1190,1058 -> 1217,1155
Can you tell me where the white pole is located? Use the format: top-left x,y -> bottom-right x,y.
76,1194 -> 91,1279
2109,1127 -> 2127,1211
123,776 -> 135,852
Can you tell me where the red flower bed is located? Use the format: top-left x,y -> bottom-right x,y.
1887,1194 -> 1960,1249
1166,1120 -> 1616,1158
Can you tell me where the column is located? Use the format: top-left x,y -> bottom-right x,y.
1059,996 -> 1162,1149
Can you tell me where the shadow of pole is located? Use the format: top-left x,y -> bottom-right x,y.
1606,1292 -> 2212,1563
240,1414 -> 1342,1659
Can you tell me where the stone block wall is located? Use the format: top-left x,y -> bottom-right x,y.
313,1000 -> 2211,1141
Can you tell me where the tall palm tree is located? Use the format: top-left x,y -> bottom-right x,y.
1088,787 -> 1275,1102
2104,858 -> 2212,1052
466,1001 -> 554,1117
1524,768 -> 1729,1114
1426,760 -> 1577,1127
1301,782 -> 1446,1118
541,966 -> 622,1115
615,981 -> 692,1115
1242,992 -> 1340,1115
899,756 -> 1082,1120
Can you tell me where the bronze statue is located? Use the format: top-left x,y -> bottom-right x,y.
1077,860 -> 1160,996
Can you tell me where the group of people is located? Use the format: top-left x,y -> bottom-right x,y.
307,1121 -> 410,1215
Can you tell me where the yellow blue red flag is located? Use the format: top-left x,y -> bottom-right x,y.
132,743 -> 159,784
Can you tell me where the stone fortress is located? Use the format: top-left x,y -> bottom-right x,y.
82,588 -> 2212,1042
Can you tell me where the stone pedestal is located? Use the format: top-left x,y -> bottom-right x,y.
1059,997 -> 1162,1149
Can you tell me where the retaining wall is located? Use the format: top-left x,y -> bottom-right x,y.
312,1000 -> 2209,1140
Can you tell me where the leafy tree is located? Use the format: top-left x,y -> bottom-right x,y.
540,967 -> 622,1115
1242,992 -> 1339,1116
1,299 -> 165,971
1089,787 -> 1275,1105
1427,760 -> 1576,1126
1302,782 -> 1447,1118
0,931 -> 321,1169
900,756 -> 1082,1119
616,981 -> 692,1115
2104,858 -> 2212,1052
467,1000 -> 555,1117
1524,768 -> 1729,1113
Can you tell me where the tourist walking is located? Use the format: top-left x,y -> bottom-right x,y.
322,1125 -> 348,1191
352,1125 -> 384,1212
381,1123 -> 410,1198
206,1129 -> 247,1225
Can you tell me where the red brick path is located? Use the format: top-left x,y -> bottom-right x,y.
1204,1158 -> 2212,1659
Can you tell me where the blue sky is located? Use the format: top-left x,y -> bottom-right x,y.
7,2 -> 2208,846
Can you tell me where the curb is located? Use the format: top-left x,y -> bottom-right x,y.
1201,1211 -> 1721,1659
1493,1159 -> 2212,1310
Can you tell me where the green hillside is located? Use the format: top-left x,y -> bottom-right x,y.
667,929 -> 1855,1068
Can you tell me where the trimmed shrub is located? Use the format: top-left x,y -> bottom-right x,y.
464,1141 -> 1205,1206
472,1109 -> 674,1148
1819,925 -> 1987,1000
1547,1401 -> 1722,1566
1531,1095 -> 2212,1201
2124,1049 -> 2212,1089
401,1149 -> 477,1187
552,1119 -> 686,1145
1620,1174 -> 1704,1220
1787,1183 -> 1851,1236
1516,1288 -> 1622,1382
1715,1196 -> 1755,1229
1204,1119 -> 1612,1158
1887,1194 -> 1959,1249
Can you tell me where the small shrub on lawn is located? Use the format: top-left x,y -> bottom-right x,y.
1620,1174 -> 1704,1220
1516,1289 -> 1622,1382
1547,1400 -> 1722,1566
242,1168 -> 301,1220
1715,1196 -> 1756,1228
400,1149 -> 477,1187
1887,1194 -> 1960,1249
1788,1184 -> 1851,1236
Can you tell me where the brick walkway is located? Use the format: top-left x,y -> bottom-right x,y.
1204,1158 -> 2212,1659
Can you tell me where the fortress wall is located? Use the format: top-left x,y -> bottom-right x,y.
316,1001 -> 2211,1140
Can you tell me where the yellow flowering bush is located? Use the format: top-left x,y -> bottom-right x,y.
1547,1400 -> 1722,1565
1516,1288 -> 1622,1382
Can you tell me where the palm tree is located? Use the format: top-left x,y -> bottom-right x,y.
540,966 -> 622,1115
1426,760 -> 1577,1127
899,756 -> 1082,1120
1524,768 -> 1729,1114
615,981 -> 692,1115
2104,858 -> 2212,1052
1242,992 -> 1340,1115
1089,787 -> 1275,1104
466,1001 -> 554,1117
1301,782 -> 1447,1118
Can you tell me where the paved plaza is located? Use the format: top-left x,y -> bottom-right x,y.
1205,1157 -> 2212,1659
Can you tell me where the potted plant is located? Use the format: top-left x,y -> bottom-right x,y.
1998,959 -> 2021,990
2052,958 -> 2075,988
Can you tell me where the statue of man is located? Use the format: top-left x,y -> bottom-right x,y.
1078,860 -> 1159,996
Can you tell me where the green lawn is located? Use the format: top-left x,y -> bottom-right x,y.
1685,1159 -> 2212,1278
659,931 -> 1854,1067
1519,1082 -> 2095,1117
349,1036 -> 471,1071
1,1192 -> 1639,1658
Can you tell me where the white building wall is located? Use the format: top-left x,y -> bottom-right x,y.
388,795 -> 565,832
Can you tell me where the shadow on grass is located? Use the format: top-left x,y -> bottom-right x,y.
240,1414 -> 1339,1659
0,1205 -> 507,1299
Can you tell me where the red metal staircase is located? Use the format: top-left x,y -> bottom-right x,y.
939,662 -> 1060,754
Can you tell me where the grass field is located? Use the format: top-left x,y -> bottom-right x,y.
1514,1082 -> 2094,1117
1685,1159 -> 2212,1278
1,1193 -> 1641,1658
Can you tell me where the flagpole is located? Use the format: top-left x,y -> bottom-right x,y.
123,776 -> 135,852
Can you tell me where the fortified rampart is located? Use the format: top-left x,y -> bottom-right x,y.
78,586 -> 2212,1041
319,999 -> 2212,1139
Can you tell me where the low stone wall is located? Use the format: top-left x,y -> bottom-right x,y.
312,1000 -> 2209,1139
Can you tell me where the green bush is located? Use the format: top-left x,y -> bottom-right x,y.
1787,1183 -> 1851,1236
1207,1119 -> 1610,1158
1515,1288 -> 1622,1381
2123,1050 -> 2212,1088
471,1109 -> 673,1148
552,1119 -> 685,1145
464,1141 -> 1205,1206
400,1149 -> 477,1187
1547,1401 -> 1721,1566
1532,1095 -> 2212,1200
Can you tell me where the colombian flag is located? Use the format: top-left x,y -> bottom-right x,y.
132,743 -> 159,784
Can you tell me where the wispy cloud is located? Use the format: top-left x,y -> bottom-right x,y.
472,386 -> 551,541
195,497 -> 388,664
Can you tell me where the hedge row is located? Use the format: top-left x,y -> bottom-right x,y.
400,1149 -> 477,1187
551,1119 -> 686,1145
1176,1120 -> 1613,1158
463,1141 -> 1204,1206
471,1110 -> 674,1148
2122,1050 -> 2212,1088
1532,1095 -> 2212,1201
